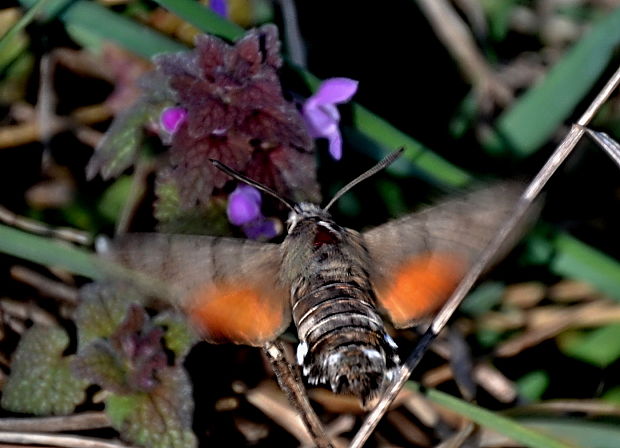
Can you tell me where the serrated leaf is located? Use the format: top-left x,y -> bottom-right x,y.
72,339 -> 130,394
2,325 -> 88,415
76,282 -> 147,347
106,367 -> 196,448
154,311 -> 198,361
154,25 -> 318,208
86,98 -> 164,181
74,303 -> 168,394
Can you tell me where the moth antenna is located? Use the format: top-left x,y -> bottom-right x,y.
209,159 -> 296,211
324,147 -> 405,211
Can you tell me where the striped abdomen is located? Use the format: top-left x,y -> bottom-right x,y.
291,255 -> 400,405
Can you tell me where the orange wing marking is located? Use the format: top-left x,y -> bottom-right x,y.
378,252 -> 468,328
185,284 -> 286,346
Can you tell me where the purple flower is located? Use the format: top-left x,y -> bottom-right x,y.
227,185 -> 261,225
226,185 -> 279,240
302,78 -> 358,160
242,218 -> 278,240
160,107 -> 187,135
210,0 -> 227,17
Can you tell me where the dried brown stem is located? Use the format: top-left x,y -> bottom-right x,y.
10,266 -> 79,304
417,0 -> 512,109
0,413 -> 110,432
0,204 -> 92,245
0,432 -> 132,448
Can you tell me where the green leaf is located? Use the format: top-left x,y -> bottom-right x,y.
98,176 -> 134,223
105,367 -> 196,448
558,324 -> 620,367
551,232 -> 620,301
152,0 -> 244,41
2,325 -> 88,415
74,302 -> 168,394
517,370 -> 550,401
75,282 -> 146,347
72,340 -> 129,394
0,51 -> 34,103
154,311 -> 198,361
486,8 -> 620,155
19,0 -> 185,57
86,104 -> 151,181
518,418 -> 620,448
408,382 -> 573,448
602,386 -> 620,404
460,281 -> 506,317
0,0 -> 47,67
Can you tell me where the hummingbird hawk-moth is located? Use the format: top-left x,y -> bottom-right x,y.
103,151 -> 527,406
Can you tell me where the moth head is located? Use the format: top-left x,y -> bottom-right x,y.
287,203 -> 332,234
209,148 -> 404,232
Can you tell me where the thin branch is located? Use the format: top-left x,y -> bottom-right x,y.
0,432 -> 133,448
416,0 -> 512,109
10,266 -> 79,305
0,204 -> 92,245
0,413 -> 110,432
581,127 -> 620,169
349,62 -> 620,448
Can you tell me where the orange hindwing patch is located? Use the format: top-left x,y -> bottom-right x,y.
186,284 -> 287,346
377,252 -> 468,328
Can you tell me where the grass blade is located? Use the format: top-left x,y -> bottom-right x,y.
152,0 -> 244,41
486,8 -> 620,156
18,0 -> 185,57
408,382 -> 574,448
0,224 -> 102,279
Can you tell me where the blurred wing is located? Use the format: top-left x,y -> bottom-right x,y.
104,233 -> 288,346
364,183 -> 532,328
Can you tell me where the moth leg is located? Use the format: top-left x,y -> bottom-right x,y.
262,341 -> 333,448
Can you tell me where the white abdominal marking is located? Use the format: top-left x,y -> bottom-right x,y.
296,341 -> 308,365
361,348 -> 383,361
385,334 -> 398,349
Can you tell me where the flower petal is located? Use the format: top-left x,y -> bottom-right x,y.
312,78 -> 359,105
303,103 -> 339,138
243,218 -> 278,240
327,131 -> 343,160
210,0 -> 227,17
227,185 -> 261,225
160,107 -> 187,134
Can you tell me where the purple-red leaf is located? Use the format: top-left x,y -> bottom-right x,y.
154,25 -> 318,208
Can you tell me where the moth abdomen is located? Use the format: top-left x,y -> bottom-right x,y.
293,281 -> 400,404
